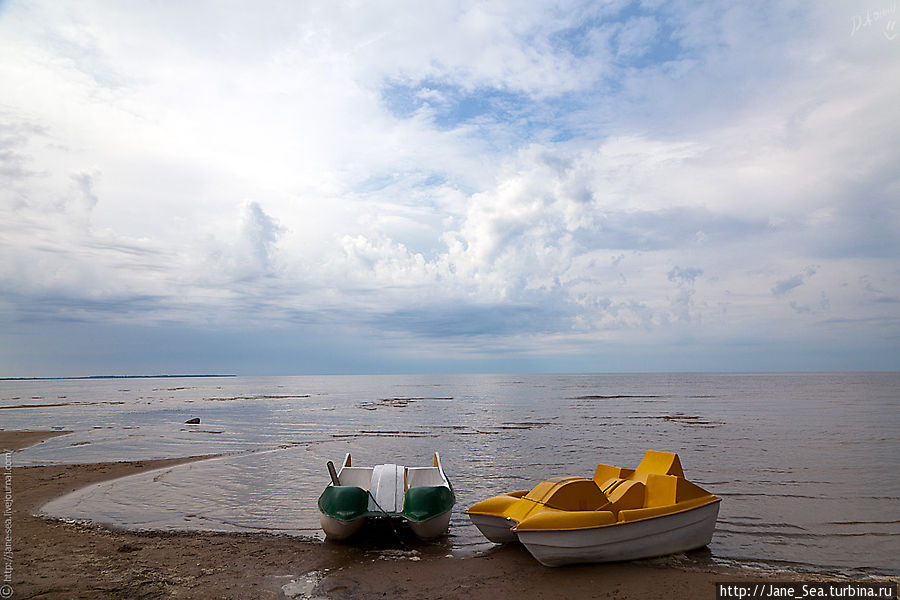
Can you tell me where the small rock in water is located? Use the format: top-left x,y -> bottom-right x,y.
184,417 -> 200,424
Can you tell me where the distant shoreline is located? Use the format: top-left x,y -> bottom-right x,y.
0,374 -> 236,381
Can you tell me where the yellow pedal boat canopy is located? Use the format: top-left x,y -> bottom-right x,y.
466,450 -> 719,532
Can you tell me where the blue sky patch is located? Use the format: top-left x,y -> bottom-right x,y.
381,78 -> 587,144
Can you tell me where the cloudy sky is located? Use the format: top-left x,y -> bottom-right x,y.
1,0 -> 898,376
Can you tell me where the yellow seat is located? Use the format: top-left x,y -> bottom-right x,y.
634,450 -> 684,478
644,473 -> 678,507
605,480 -> 645,512
524,477 -> 607,511
592,463 -> 623,485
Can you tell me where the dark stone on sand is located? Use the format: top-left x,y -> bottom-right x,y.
184,417 -> 200,424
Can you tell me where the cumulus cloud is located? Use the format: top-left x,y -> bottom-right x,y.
234,202 -> 284,279
0,0 -> 898,373
668,266 -> 703,286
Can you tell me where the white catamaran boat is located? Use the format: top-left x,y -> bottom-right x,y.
318,452 -> 455,541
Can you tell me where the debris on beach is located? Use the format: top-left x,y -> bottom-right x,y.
184,417 -> 200,424
375,549 -> 421,561
281,570 -> 326,599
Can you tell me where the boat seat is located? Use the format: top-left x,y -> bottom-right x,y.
634,450 -> 684,478
338,467 -> 374,489
592,463 -> 624,484
406,467 -> 444,488
605,480 -> 645,513
524,477 -> 607,511
597,477 -> 622,494
643,473 -> 678,507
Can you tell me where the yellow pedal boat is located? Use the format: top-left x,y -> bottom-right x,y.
465,450 -> 720,566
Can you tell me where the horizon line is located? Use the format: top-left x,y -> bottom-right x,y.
0,374 -> 237,381
2,370 -> 898,381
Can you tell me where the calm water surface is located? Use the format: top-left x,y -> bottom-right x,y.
4,373 -> 898,576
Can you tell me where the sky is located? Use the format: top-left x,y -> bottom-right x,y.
1,0 -> 898,376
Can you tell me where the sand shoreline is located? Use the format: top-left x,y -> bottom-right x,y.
1,429 -> 73,452
4,431 -> 892,599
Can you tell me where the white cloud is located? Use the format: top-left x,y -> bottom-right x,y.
0,0 -> 898,373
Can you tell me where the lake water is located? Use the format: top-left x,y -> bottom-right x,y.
4,373 -> 898,576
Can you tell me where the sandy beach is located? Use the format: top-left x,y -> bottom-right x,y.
3,430 -> 890,600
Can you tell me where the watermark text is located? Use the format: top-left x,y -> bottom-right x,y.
718,582 -> 897,600
850,3 -> 898,40
2,451 -> 12,599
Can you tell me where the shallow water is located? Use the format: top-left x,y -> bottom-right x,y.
5,373 -> 899,575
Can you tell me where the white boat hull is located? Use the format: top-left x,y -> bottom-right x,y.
468,513 -> 519,543
409,510 -> 453,540
515,500 -> 720,567
319,514 -> 366,540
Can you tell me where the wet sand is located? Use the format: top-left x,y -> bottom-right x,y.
0,429 -> 73,451
4,431 -> 872,600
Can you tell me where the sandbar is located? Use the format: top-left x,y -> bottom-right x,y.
0,429 -> 72,451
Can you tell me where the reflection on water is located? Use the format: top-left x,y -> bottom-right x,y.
6,373 -> 900,575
